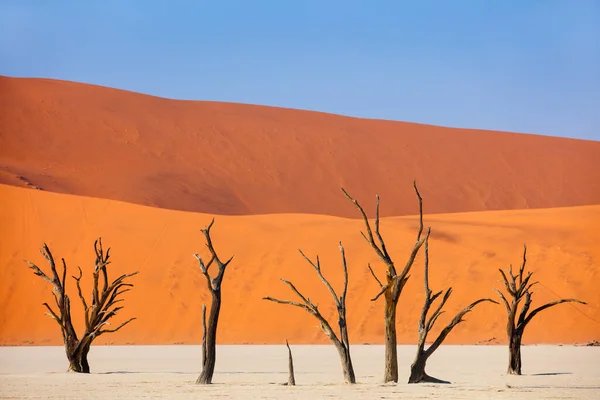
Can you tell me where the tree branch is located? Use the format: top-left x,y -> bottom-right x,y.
425,298 -> 498,357
494,288 -> 511,313
298,250 -> 340,308
97,317 -> 137,336
523,298 -> 587,327
367,263 -> 383,288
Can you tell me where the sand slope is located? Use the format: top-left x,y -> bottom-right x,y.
1,76 -> 600,217
0,184 -> 597,345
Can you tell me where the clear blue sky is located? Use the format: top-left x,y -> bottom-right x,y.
1,0 -> 599,140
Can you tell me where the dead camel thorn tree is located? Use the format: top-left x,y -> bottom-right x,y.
194,218 -> 234,385
25,238 -> 138,373
264,242 -> 356,384
341,181 -> 426,383
408,228 -> 497,383
495,244 -> 586,375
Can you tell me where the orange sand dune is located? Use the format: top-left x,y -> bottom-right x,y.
1,76 -> 599,218
1,184 -> 598,346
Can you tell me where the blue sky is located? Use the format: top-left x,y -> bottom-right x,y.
1,0 -> 599,140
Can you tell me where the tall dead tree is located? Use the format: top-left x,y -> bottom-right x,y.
495,244 -> 586,375
341,181 -> 426,383
25,239 -> 138,373
194,218 -> 234,385
264,242 -> 356,384
408,229 -> 497,383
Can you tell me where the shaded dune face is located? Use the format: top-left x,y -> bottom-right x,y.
1,185 -> 598,346
1,76 -> 600,218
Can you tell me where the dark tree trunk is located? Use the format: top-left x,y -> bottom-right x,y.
408,351 -> 449,384
508,331 -> 522,375
383,300 -> 398,383
68,344 -> 91,373
408,355 -> 427,384
334,344 -> 356,384
197,291 -> 222,384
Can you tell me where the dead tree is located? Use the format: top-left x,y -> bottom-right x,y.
408,228 -> 497,383
341,181 -> 426,383
495,244 -> 586,375
284,339 -> 296,386
194,218 -> 234,385
264,242 -> 356,384
25,239 -> 138,373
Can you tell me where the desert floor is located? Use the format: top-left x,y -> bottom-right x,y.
0,345 -> 598,399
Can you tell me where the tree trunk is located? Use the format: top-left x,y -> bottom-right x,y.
408,352 -> 449,384
196,291 -> 221,384
67,343 -> 91,373
383,299 -> 398,383
408,354 -> 427,383
508,331 -> 522,375
285,340 -> 295,386
333,343 -> 356,384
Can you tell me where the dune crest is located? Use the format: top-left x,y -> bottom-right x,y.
0,184 -> 597,346
1,76 -> 599,217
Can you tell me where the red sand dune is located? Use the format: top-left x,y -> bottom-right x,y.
1,184 -> 598,346
1,76 -> 600,218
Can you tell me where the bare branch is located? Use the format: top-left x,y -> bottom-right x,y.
367,263 -> 383,288
279,279 -> 313,308
397,236 -> 426,282
518,244 -> 527,286
373,195 -> 392,261
425,298 -> 497,357
494,288 -> 511,313
523,298 -> 587,328
371,284 -> 389,301
298,250 -> 340,307
25,261 -> 54,284
413,180 -> 424,241
263,296 -> 313,313
42,303 -> 61,324
339,242 -> 349,303
340,187 -> 385,261
426,288 -> 452,333
97,317 -> 136,336
72,266 -> 90,330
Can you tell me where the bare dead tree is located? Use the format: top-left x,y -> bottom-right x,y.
341,181 -> 426,383
194,218 -> 234,385
25,239 -> 138,373
495,244 -> 586,375
264,242 -> 356,384
284,339 -> 296,386
408,228 -> 497,383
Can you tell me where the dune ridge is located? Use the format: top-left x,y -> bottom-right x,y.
1,184 -> 597,346
1,76 -> 600,218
